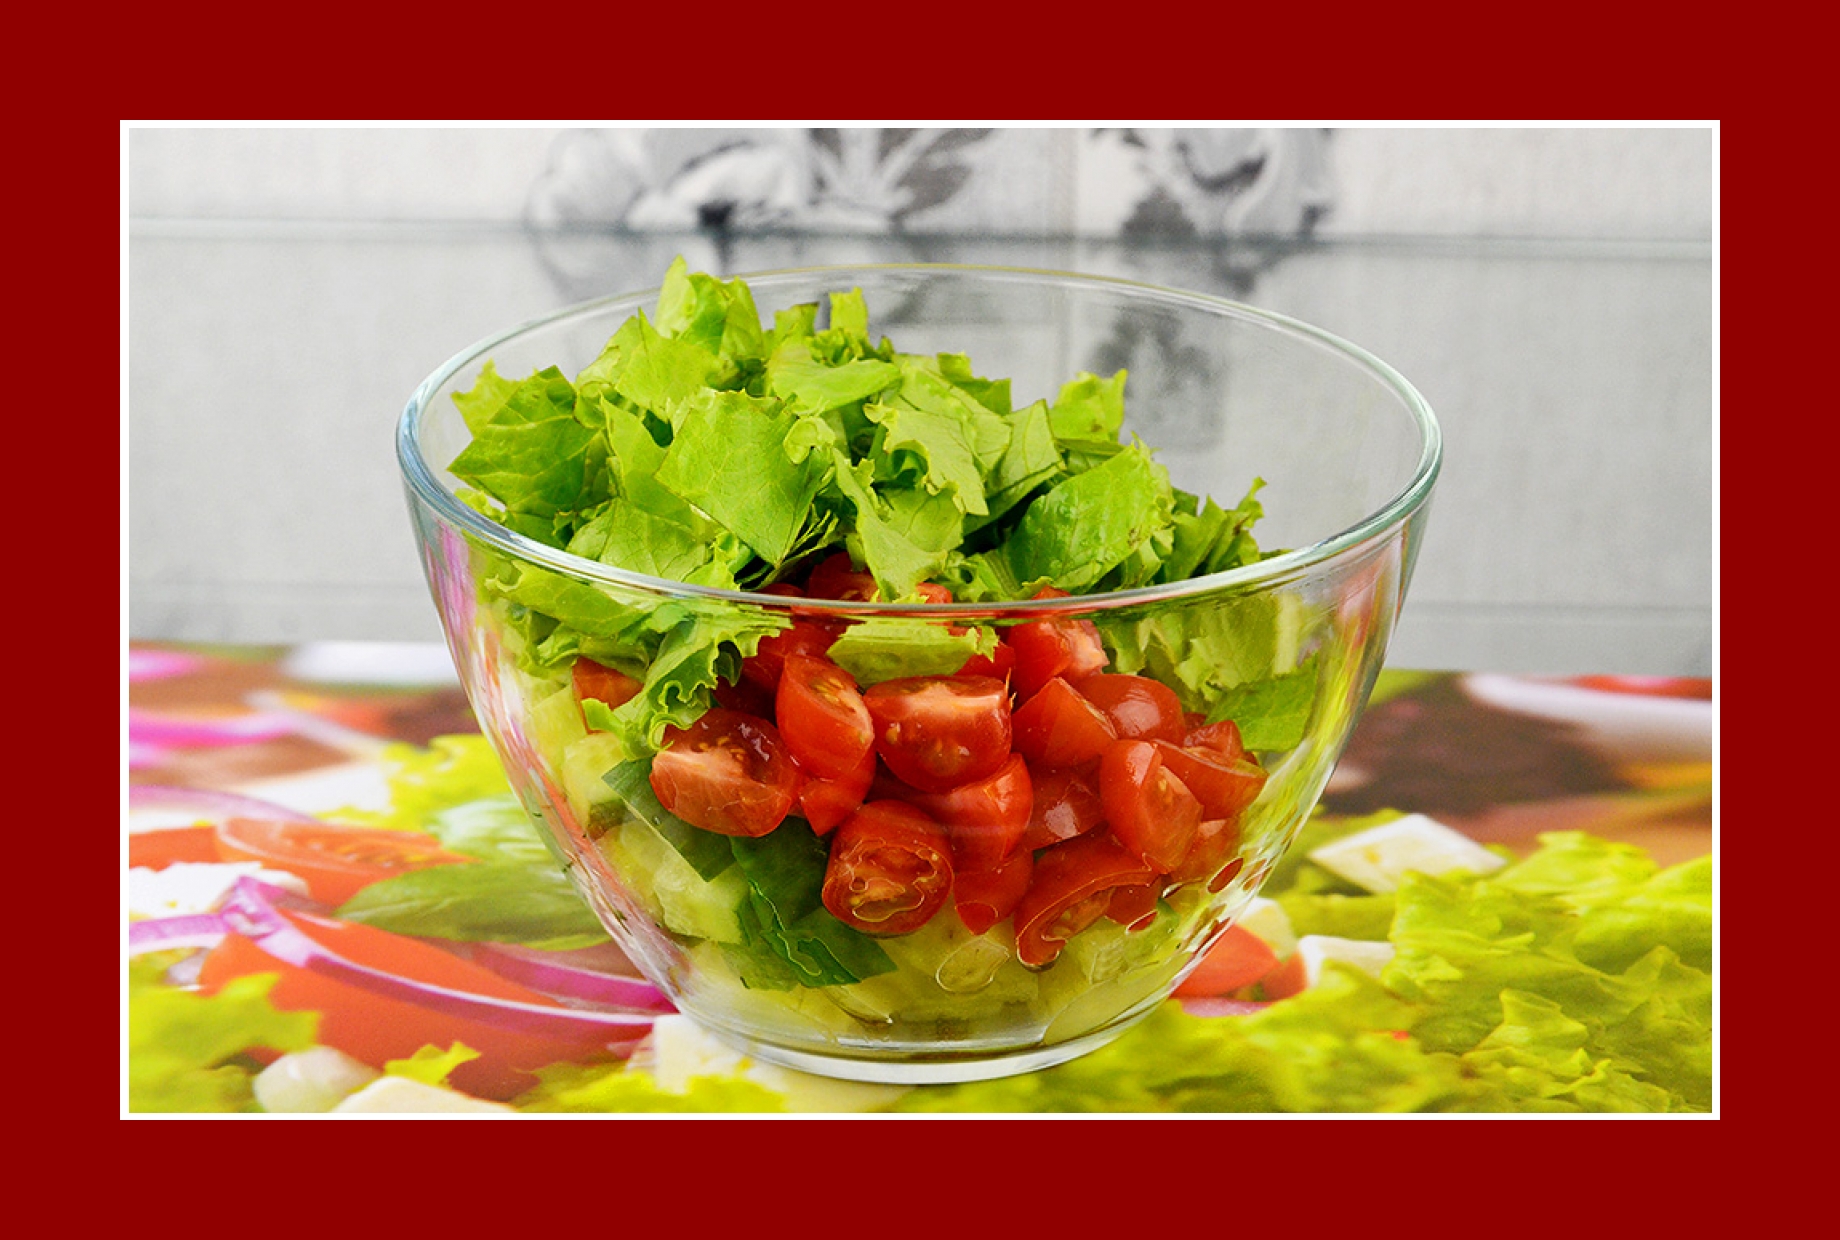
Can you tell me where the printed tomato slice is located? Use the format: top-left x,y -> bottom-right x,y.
1013,676 -> 1118,769
648,708 -> 802,838
129,825 -> 224,870
901,752 -> 1033,871
741,619 -> 837,691
1020,763 -> 1106,851
1007,588 -> 1109,700
1098,739 -> 1203,872
1172,923 -> 1281,997
1152,740 -> 1268,821
863,674 -> 1013,793
821,801 -> 955,935
1075,673 -> 1186,744
195,907 -> 612,1101
573,657 -> 643,715
214,818 -> 475,905
1013,830 -> 1155,968
799,745 -> 877,836
776,654 -> 874,780
954,847 -> 1034,936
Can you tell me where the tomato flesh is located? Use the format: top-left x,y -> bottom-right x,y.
821,802 -> 955,935
798,745 -> 877,835
863,674 -> 1013,793
1012,676 -> 1118,769
573,658 -> 642,715
1152,740 -> 1268,821
648,709 -> 801,837
1007,588 -> 1109,700
953,848 -> 1034,936
900,752 -> 1033,871
1020,763 -> 1106,851
214,818 -> 474,906
1098,739 -> 1203,872
1076,673 -> 1186,744
776,654 -> 874,780
741,619 -> 837,691
1013,831 -> 1155,967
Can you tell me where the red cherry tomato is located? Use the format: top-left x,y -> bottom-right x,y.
1184,717 -> 1246,760
741,619 -> 837,692
214,819 -> 475,906
1152,740 -> 1268,821
956,638 -> 1016,683
1013,830 -> 1155,968
798,745 -> 877,835
648,708 -> 802,838
1076,673 -> 1186,744
1167,820 -> 1245,891
805,552 -> 880,601
954,848 -> 1034,936
863,674 -> 1013,793
901,752 -> 1033,871
821,801 -> 955,935
1104,881 -> 1162,931
1007,588 -> 1109,700
574,657 -> 642,715
775,654 -> 874,780
1020,764 -> 1106,851
1098,739 -> 1203,872
1012,676 -> 1118,768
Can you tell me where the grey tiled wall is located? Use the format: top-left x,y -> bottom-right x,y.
125,126 -> 1716,676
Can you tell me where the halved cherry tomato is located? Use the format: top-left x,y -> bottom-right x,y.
804,553 -> 954,603
954,848 -> 1034,935
1104,881 -> 1161,931
196,907 -> 618,1100
900,752 -> 1032,871
573,658 -> 642,715
1007,588 -> 1109,700
956,638 -> 1016,683
712,675 -> 776,718
128,825 -> 223,870
214,818 -> 475,905
1098,739 -> 1203,872
776,654 -> 874,780
798,745 -> 877,835
1153,740 -> 1268,821
1172,922 -> 1281,997
1013,676 -> 1118,768
1167,820 -> 1245,891
1013,830 -> 1155,967
741,618 -> 837,691
1076,673 -> 1186,744
863,674 -> 1012,793
821,801 -> 955,935
1184,717 -> 1246,760
1020,764 -> 1106,850
649,708 -> 802,838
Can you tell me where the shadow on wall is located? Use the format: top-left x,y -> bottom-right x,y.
519,127 -> 1337,458
521,128 -> 1336,299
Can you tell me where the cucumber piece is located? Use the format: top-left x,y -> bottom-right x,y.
596,818 -> 748,945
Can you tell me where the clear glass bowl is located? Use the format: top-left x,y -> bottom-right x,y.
397,264 -> 1440,1084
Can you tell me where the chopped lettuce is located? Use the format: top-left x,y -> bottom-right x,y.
890,824 -> 1714,1113
444,256 -> 1301,758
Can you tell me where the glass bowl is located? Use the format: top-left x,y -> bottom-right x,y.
397,263 -> 1440,1084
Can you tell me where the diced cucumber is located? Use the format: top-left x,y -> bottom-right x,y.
596,818 -> 748,945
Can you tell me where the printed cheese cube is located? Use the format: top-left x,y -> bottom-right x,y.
1307,813 -> 1506,894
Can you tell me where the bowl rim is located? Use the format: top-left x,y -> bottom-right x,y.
396,262 -> 1442,615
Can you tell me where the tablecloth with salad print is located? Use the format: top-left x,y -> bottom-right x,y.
125,640 -> 1714,1115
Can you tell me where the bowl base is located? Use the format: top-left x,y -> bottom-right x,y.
686,1007 -> 1158,1086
